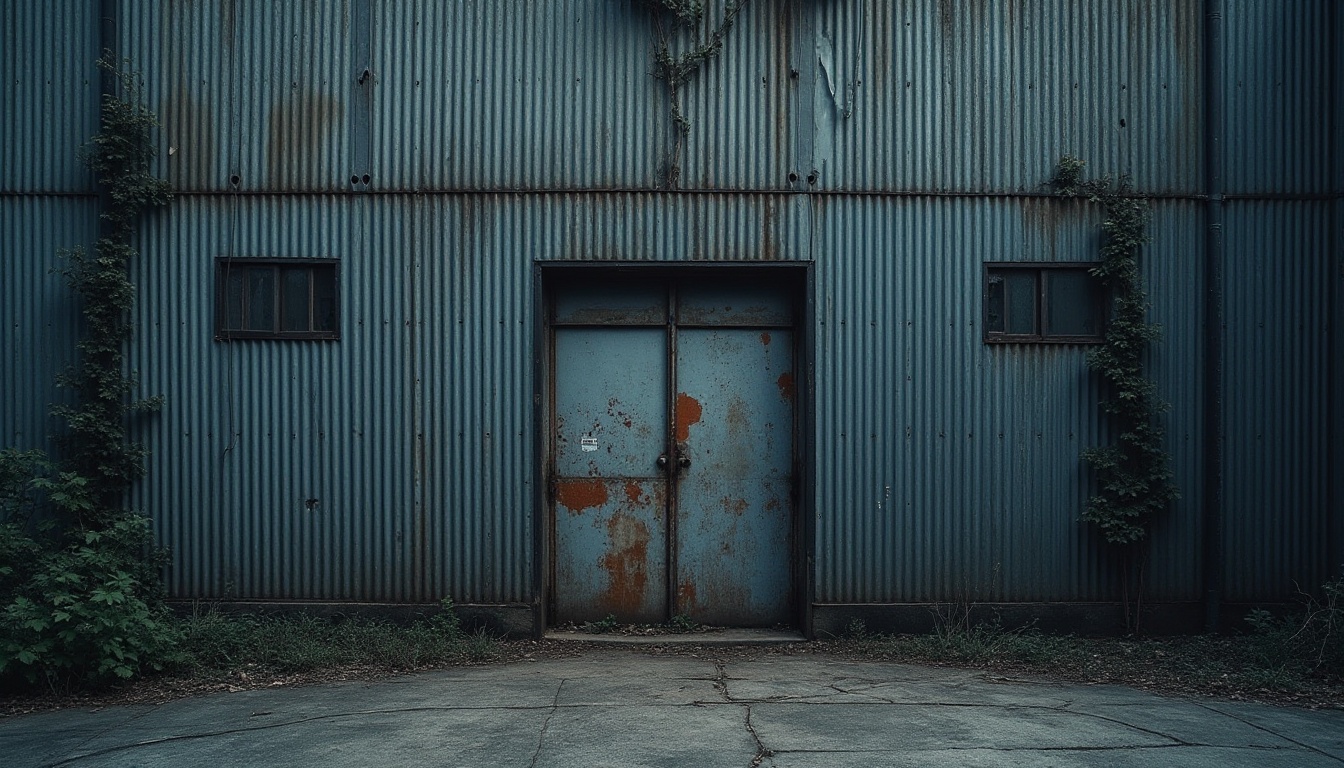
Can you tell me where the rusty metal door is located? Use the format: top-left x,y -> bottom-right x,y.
549,277 -> 794,627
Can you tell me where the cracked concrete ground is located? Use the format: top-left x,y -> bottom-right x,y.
2,649 -> 1342,767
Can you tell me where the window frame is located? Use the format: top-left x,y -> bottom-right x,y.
982,261 -> 1105,344
214,257 -> 340,341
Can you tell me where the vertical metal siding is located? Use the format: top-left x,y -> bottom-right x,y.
0,197 -> 96,449
1141,201 -> 1207,602
118,0 -> 1218,196
127,196 -> 418,601
806,0 -> 1203,195
1221,0 -> 1335,195
122,0 -> 356,193
122,0 -> 236,193
814,196 -> 1204,603
0,0 -> 100,193
1220,201 -> 1334,601
126,192 -> 808,603
5,0 -> 1337,612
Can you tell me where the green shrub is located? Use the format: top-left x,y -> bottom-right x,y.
1,450 -> 179,690
0,513 -> 181,689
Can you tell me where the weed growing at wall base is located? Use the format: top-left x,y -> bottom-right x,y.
172,603 -> 498,679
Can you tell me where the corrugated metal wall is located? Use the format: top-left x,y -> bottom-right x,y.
806,0 -> 1203,194
813,197 -> 1206,603
1215,0 -> 1339,601
3,0 -> 1338,610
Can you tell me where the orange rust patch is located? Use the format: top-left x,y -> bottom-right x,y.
598,513 -> 650,615
760,332 -> 772,345
675,393 -> 703,442
555,478 -> 608,513
624,481 -> 644,506
776,372 -> 795,402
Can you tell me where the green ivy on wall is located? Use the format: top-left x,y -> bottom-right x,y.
1053,156 -> 1178,546
52,57 -> 171,521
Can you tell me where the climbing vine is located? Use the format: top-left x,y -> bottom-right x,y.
1052,156 -> 1177,546
52,56 -> 171,521
636,0 -> 751,187
1,56 -> 177,689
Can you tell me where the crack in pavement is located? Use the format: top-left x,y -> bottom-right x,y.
1193,701 -> 1344,764
63,702 -> 164,759
27,666 -> 1339,767
744,705 -> 772,768
528,678 -> 564,768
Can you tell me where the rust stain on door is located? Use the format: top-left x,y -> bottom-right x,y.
675,392 -> 703,442
598,513 -> 651,614
776,372 -> 795,402
624,481 -> 645,506
556,478 -> 608,513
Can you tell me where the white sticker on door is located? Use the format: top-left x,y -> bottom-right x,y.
580,436 -> 599,452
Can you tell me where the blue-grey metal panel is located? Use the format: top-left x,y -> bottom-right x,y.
114,0 -> 1214,195
1220,201 -> 1334,601
0,0 -> 100,193
126,195 -> 418,601
675,327 -> 793,626
679,285 -> 793,326
120,0 -> 795,193
121,0 -> 241,193
0,197 -> 97,448
552,327 -> 669,623
1141,200 -> 1208,603
813,195 -> 1204,603
807,0 -> 1204,195
1221,0 -> 1336,195
122,0 -> 356,193
554,281 -> 667,325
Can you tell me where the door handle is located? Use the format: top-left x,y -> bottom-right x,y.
676,443 -> 691,470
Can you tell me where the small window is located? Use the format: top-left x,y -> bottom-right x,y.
984,263 -> 1103,343
216,259 -> 338,340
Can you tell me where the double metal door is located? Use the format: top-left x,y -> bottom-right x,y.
549,277 -> 795,627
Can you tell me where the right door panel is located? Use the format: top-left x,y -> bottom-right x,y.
674,328 -> 794,626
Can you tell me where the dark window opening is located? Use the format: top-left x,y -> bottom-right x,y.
984,263 -> 1103,343
216,259 -> 338,340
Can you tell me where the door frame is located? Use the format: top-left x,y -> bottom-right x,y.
531,261 -> 815,636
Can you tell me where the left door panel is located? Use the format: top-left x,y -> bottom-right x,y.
552,328 -> 668,623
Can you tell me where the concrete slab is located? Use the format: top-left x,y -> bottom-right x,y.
1,649 -> 1339,768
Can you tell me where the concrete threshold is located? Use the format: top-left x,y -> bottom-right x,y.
544,628 -> 806,645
